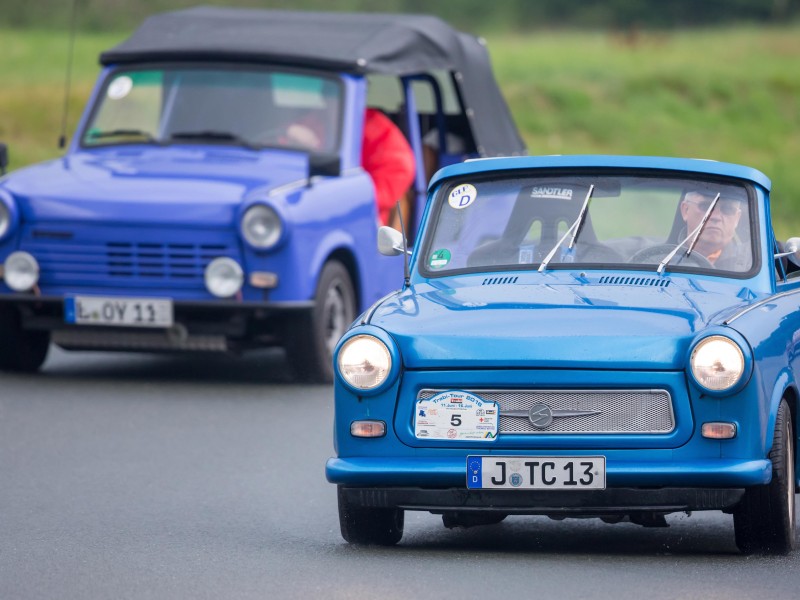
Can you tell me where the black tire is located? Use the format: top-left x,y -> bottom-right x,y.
337,487 -> 404,545
0,305 -> 50,372
734,399 -> 797,554
285,260 -> 355,383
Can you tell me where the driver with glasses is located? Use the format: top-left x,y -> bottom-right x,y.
677,190 -> 749,270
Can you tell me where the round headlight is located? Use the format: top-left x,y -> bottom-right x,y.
3,251 -> 39,292
0,202 -> 9,239
690,335 -> 745,392
337,334 -> 392,390
241,205 -> 282,249
204,257 -> 244,298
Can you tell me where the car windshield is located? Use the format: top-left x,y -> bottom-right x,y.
421,172 -> 757,277
82,66 -> 342,153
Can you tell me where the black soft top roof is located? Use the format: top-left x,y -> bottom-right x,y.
100,7 -> 525,156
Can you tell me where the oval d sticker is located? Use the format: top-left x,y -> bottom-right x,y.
448,184 -> 477,209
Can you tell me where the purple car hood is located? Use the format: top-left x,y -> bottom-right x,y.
369,277 -> 753,370
3,147 -> 309,225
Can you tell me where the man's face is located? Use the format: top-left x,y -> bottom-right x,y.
679,192 -> 742,257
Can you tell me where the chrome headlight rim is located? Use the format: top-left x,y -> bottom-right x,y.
689,334 -> 748,395
240,203 -> 284,250
204,257 -> 244,298
3,251 -> 39,292
335,330 -> 400,395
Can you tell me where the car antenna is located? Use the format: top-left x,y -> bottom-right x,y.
58,0 -> 79,150
395,201 -> 411,288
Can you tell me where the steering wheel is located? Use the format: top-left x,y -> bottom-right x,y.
628,243 -> 714,269
252,126 -> 287,145
576,243 -> 625,263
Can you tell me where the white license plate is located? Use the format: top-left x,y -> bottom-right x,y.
467,456 -> 606,490
65,296 -> 173,328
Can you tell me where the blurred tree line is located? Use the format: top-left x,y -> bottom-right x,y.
1,0 -> 798,32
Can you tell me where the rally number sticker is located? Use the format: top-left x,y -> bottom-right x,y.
415,390 -> 498,441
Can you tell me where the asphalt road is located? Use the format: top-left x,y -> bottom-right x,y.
2,347 -> 799,599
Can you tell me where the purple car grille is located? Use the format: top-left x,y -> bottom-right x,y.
24,227 -> 240,289
104,241 -> 228,279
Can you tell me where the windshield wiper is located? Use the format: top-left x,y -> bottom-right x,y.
538,184 -> 595,273
87,129 -> 158,143
656,192 -> 720,274
167,130 -> 256,149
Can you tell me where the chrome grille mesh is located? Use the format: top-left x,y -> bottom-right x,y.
417,389 -> 674,434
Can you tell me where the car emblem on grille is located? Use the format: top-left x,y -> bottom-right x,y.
503,403 -> 601,429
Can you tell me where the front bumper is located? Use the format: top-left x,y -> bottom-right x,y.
326,456 -> 772,488
338,485 -> 746,514
1,294 -> 313,351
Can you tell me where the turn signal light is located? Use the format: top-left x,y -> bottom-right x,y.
250,271 -> 278,289
701,422 -> 737,439
350,420 -> 386,438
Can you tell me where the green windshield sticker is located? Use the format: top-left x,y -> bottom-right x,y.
429,249 -> 451,269
128,70 -> 163,86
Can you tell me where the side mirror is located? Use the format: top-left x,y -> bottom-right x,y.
378,226 -> 406,256
778,237 -> 800,267
308,153 -> 341,178
0,143 -> 7,175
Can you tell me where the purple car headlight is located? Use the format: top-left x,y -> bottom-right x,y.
0,202 -> 9,240
241,204 -> 283,249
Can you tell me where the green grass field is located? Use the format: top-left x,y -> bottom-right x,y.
2,25 -> 799,235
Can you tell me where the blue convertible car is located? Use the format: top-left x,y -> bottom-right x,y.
0,8 -> 523,381
327,155 -> 799,554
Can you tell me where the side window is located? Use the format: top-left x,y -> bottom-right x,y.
366,75 -> 404,114
408,76 -> 471,183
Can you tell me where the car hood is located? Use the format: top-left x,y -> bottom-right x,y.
3,147 -> 309,225
368,276 -> 755,370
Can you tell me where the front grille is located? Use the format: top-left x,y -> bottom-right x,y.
103,241 -> 228,280
23,226 -> 240,289
417,388 -> 674,434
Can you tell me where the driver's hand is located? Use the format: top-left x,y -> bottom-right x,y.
285,124 -> 322,150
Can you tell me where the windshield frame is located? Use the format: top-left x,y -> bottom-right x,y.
417,167 -> 762,280
79,62 -> 344,153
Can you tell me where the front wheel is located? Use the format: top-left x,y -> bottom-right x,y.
337,487 -> 404,545
285,260 -> 355,383
0,305 -> 50,372
733,399 -> 796,554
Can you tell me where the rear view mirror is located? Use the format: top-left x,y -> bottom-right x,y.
378,226 -> 406,256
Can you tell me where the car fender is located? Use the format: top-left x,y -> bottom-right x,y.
765,369 -> 793,455
308,229 -> 359,296
765,372 -> 800,489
